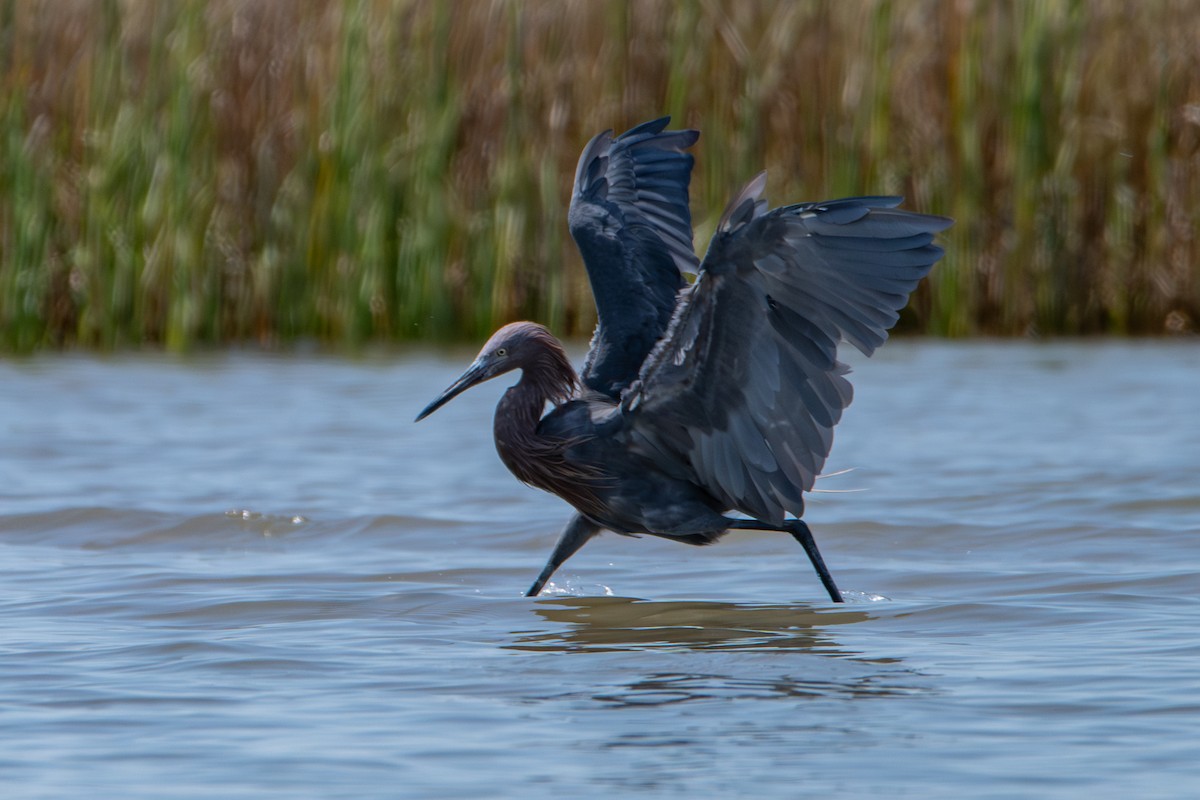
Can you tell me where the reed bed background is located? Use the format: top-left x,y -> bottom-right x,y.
2,0 -> 1198,352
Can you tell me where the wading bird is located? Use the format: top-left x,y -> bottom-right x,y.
416,118 -> 950,602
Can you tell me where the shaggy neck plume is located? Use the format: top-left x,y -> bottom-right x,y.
490,331 -> 606,516
494,334 -> 577,439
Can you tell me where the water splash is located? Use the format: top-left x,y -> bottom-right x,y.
839,590 -> 891,603
537,579 -> 615,597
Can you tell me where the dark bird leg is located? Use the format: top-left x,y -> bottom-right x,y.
727,518 -> 844,603
525,514 -> 602,597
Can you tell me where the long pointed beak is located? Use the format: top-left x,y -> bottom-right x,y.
415,360 -> 490,422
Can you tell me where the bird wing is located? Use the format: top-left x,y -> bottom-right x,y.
569,117 -> 700,398
618,174 -> 952,524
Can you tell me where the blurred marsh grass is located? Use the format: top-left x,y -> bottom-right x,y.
1,0 -> 1198,352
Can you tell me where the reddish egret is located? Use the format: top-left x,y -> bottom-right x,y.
417,117 -> 951,602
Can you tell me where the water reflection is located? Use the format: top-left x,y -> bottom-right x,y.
510,595 -> 875,654
589,670 -> 925,708
508,597 -> 931,709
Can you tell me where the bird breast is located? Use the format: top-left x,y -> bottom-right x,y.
493,394 -> 611,520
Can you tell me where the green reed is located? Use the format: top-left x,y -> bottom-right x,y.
1,0 -> 1198,352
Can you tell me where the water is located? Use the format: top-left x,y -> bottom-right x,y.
2,341 -> 1197,798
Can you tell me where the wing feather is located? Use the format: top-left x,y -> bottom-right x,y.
570,118 -> 700,398
620,177 -> 951,524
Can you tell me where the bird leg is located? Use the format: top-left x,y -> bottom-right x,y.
786,519 -> 844,603
727,518 -> 844,603
525,514 -> 602,597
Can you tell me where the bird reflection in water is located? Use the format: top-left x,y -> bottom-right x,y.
507,597 -> 929,707
510,596 -> 869,653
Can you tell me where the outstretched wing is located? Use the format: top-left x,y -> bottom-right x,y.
619,174 -> 952,524
569,117 -> 700,399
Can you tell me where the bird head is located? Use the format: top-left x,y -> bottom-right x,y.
415,322 -> 558,421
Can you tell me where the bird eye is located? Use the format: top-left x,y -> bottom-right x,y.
495,348 -> 507,357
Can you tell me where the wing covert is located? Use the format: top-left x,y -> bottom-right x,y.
620,177 -> 952,524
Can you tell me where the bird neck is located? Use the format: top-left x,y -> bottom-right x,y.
497,351 -> 578,431
492,347 -> 578,484
491,347 -> 611,520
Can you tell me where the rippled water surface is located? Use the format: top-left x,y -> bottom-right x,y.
2,341 -> 1198,798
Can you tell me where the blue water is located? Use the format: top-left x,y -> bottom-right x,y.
2,341 -> 1198,798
